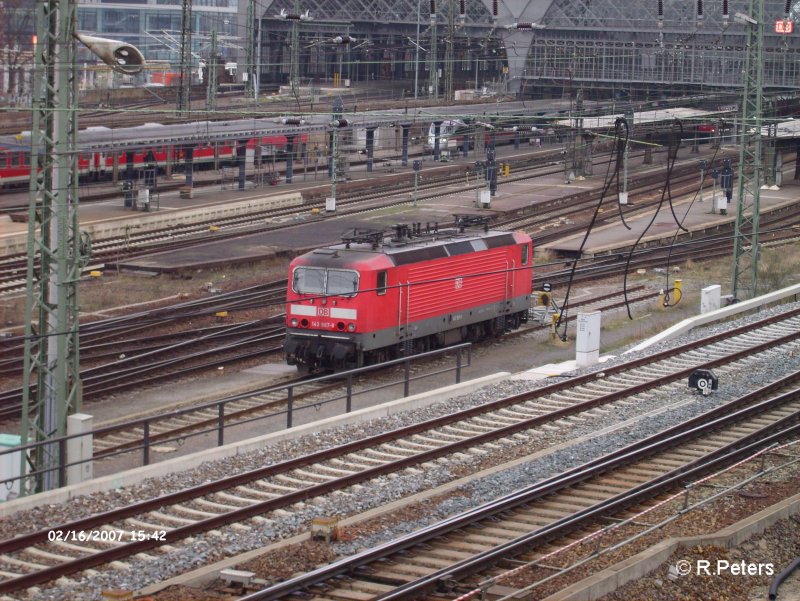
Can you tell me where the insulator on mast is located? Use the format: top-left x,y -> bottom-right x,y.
492,0 -> 498,17
696,0 -> 703,19
722,0 -> 729,19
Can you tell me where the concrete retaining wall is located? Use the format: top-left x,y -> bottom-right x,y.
0,192 -> 304,256
542,491 -> 800,601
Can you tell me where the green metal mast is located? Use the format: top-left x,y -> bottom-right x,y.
290,0 -> 300,99
429,3 -> 439,100
206,29 -> 218,112
443,0 -> 454,102
730,0 -> 765,301
21,0 -> 84,493
245,0 -> 256,99
177,0 -> 193,114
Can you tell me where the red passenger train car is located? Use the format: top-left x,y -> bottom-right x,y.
284,222 -> 533,371
0,134 -> 307,188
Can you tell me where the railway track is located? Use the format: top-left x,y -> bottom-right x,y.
0,281 -> 288,415
84,286 -> 659,462
0,147 -> 736,297
1,306 -> 798,595
244,371 -> 800,601
0,282 -> 656,432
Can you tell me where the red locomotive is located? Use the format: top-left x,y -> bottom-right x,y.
284,219 -> 534,371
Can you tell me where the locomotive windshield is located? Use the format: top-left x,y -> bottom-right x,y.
327,269 -> 359,295
292,267 -> 359,296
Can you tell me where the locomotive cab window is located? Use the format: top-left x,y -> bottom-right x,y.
327,269 -> 359,296
521,243 -> 530,265
377,270 -> 387,295
293,267 -> 325,295
293,267 -> 359,297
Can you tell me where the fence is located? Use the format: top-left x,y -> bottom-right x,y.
3,344 -> 472,496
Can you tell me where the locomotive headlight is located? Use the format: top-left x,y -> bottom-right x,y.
347,323 -> 356,332
290,318 -> 299,327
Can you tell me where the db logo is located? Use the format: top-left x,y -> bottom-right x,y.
317,307 -> 330,317
454,278 -> 463,290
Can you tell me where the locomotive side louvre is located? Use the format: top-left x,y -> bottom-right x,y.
402,251 -> 513,322
284,229 -> 533,372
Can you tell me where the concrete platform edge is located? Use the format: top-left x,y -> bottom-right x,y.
0,191 -> 303,255
0,372 -> 509,517
625,282 -> 800,354
539,491 -> 800,601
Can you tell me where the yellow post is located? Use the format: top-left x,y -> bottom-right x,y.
657,289 -> 666,310
674,279 -> 683,303
504,163 -> 510,176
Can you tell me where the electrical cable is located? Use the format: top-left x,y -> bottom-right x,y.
664,121 -> 690,234
614,116 -> 632,230
662,123 -> 723,307
621,118 -> 683,320
553,117 -> 625,341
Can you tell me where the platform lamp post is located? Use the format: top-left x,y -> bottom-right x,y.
698,159 -> 707,203
413,160 -> 421,206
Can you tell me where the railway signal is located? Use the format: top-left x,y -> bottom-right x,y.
689,369 -> 719,396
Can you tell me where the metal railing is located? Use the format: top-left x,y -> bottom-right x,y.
2,344 -> 472,496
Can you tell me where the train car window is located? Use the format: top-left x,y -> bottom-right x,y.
521,243 -> 529,265
0,151 -> 7,167
327,269 -> 359,296
377,271 -> 387,295
293,267 -> 325,295
10,152 -> 20,167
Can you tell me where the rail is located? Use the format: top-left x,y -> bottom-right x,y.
1,344 -> 471,496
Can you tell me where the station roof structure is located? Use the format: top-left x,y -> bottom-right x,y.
0,98 -> 581,153
767,119 -> 800,139
554,107 -> 722,130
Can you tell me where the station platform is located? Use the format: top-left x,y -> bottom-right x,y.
3,139 -> 789,272
542,175 -> 800,258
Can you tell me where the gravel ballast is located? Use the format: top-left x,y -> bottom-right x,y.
7,301 -> 800,600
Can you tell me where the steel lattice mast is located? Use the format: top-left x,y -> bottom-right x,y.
290,0 -> 300,98
245,0 -> 256,99
443,0 -> 455,102
730,0 -> 765,301
206,29 -> 219,112
21,0 -> 84,494
177,0 -> 193,114
429,1 -> 439,100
